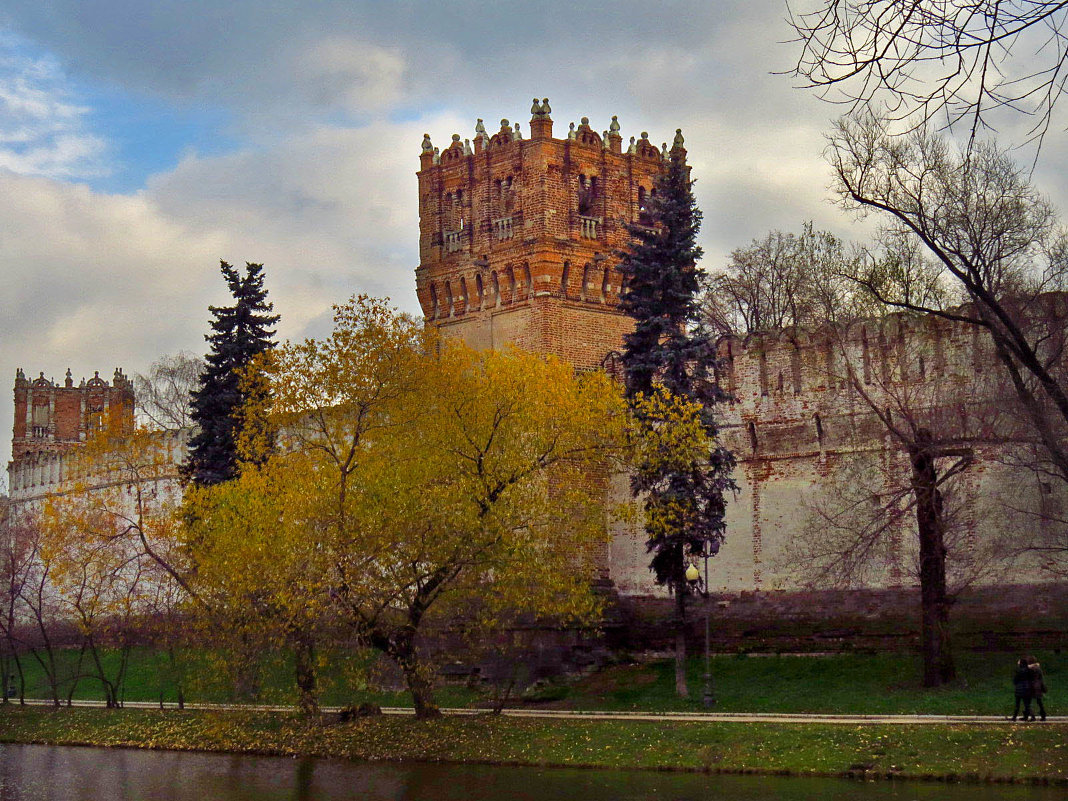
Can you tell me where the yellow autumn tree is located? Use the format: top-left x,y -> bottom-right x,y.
187,295 -> 631,717
39,417 -> 188,706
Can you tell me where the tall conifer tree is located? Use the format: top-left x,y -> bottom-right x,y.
183,261 -> 279,486
618,131 -> 736,697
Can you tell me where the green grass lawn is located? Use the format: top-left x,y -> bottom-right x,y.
553,650 -> 1061,715
5,647 -> 1060,716
4,646 -> 480,708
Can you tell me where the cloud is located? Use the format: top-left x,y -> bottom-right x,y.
295,37 -> 407,114
0,110 -> 473,470
0,31 -> 107,178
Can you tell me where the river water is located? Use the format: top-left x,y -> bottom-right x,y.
0,744 -> 1062,800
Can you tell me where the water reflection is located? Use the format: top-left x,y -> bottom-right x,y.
0,744 -> 1061,801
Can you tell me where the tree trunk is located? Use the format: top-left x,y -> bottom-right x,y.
15,653 -> 26,705
293,633 -> 319,716
394,639 -> 440,719
674,582 -> 689,698
910,431 -> 956,687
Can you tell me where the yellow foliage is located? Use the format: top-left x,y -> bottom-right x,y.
185,295 -> 631,707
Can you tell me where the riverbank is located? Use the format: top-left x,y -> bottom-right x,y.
1,706 -> 1065,785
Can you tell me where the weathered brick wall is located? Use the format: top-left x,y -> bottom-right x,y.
608,303 -> 1065,596
609,582 -> 1068,653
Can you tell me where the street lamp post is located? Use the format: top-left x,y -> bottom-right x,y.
685,544 -> 715,708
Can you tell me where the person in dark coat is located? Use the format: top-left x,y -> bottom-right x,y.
1013,657 -> 1035,722
1028,656 -> 1047,722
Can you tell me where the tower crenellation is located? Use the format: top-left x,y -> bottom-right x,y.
415,98 -> 670,368
10,367 -> 135,460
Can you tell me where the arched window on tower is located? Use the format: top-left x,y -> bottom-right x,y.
503,176 -> 515,215
492,272 -> 501,307
429,284 -> 439,319
475,274 -> 484,310
32,400 -> 49,439
577,174 -> 598,216
523,263 -> 533,300
601,267 -> 610,303
561,261 -> 571,298
444,281 -> 454,317
505,266 -> 516,304
637,186 -> 652,226
444,191 -> 466,252
87,398 -> 105,433
459,276 -> 469,313
581,264 -> 591,302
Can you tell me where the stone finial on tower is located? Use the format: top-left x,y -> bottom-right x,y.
15,367 -> 26,386
474,118 -> 489,154
514,122 -> 523,140
65,368 -> 73,388
464,138 -> 473,156
607,115 -> 623,154
530,97 -> 552,139
672,128 -> 686,152
420,133 -> 435,169
627,135 -> 636,154
568,122 -> 577,141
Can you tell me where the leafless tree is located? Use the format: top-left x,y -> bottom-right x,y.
788,0 -> 1068,152
716,222 -> 1019,683
791,312 -> 1001,685
0,502 -> 37,703
14,520 -> 66,706
134,352 -> 202,433
703,223 -> 855,336
829,113 -> 1068,489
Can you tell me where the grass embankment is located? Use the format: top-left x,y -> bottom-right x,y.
0,706 -> 1065,784
11,648 -> 1061,716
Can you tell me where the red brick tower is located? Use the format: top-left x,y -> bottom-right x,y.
8,367 -> 135,498
414,99 -> 670,368
11,367 -> 134,459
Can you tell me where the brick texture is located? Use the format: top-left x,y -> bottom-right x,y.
415,105 -> 665,368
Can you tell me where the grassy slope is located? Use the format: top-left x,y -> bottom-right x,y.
9,648 -> 1060,716
0,706 -> 1065,784
555,651 -> 1059,714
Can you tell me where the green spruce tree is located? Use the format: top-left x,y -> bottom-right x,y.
183,261 -> 279,486
618,131 -> 736,698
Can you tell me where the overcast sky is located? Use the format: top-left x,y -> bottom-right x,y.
2,0 -> 1066,472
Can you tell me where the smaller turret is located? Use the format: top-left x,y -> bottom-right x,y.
529,97 -> 552,139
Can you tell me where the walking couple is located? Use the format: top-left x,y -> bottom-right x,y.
1012,656 -> 1048,722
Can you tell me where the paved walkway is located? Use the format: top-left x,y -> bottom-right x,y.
14,698 -> 1064,725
